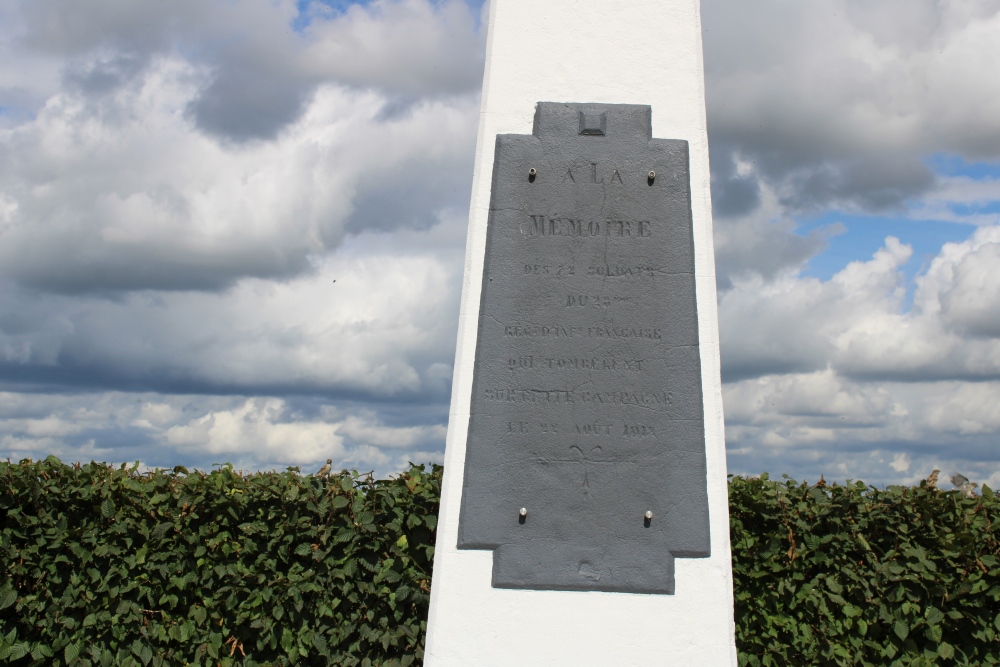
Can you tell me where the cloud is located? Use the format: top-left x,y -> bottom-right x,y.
704,0 -> 1000,214
924,226 -> 1000,337
712,174 -> 841,287
724,371 -> 1000,486
0,224 -> 464,398
8,0 -> 484,141
302,0 -> 485,96
0,391 -> 447,477
0,64 -> 478,293
720,226 -> 1000,383
164,398 -> 345,462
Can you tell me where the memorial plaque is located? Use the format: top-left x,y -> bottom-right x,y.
457,102 -> 710,594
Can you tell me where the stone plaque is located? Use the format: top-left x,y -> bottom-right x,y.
457,102 -> 710,595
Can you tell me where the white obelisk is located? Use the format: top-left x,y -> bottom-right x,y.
424,1 -> 737,664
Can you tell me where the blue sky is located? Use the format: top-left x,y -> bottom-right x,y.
0,0 -> 999,489
800,157 -> 1000,285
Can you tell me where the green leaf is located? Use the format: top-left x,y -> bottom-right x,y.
281,628 -> 294,653
0,586 -> 16,610
152,522 -> 173,540
10,642 -> 29,660
193,606 -> 207,625
938,641 -> 955,659
65,643 -> 80,664
894,619 -> 909,641
101,498 -> 116,519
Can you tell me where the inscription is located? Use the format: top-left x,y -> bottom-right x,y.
624,424 -> 657,438
525,215 -> 651,239
522,264 -> 658,278
507,356 -> 643,372
524,264 -> 575,276
566,294 -> 631,308
587,265 -> 658,278
484,389 -> 671,406
504,325 -> 582,337
587,326 -> 661,339
503,325 -> 662,339
575,422 -> 613,436
504,422 -> 658,437
561,163 -> 628,184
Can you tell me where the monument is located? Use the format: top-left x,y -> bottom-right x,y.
426,1 -> 736,665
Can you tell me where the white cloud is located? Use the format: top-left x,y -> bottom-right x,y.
720,222 -> 1000,484
920,225 -> 1000,337
165,398 -> 345,462
918,381 -> 1000,436
724,371 -> 1000,485
0,391 -> 447,477
0,60 -> 478,292
704,0 -> 1000,214
721,227 -> 1000,383
0,235 -> 463,398
302,0 -> 485,95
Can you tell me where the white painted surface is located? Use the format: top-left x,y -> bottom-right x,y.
424,1 -> 737,664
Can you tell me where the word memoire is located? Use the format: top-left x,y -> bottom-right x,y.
524,215 -> 651,239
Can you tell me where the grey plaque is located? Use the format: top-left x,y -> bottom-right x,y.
458,102 -> 710,595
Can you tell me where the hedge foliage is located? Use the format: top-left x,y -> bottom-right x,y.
1,457 -> 438,666
2,458 -> 999,666
731,474 -> 1000,666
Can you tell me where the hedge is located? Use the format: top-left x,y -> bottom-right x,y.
2,458 -> 999,666
731,474 -> 1000,666
1,458 -> 438,666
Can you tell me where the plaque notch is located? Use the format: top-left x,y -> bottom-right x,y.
578,110 -> 607,135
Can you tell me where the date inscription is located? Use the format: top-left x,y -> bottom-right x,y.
507,421 -> 658,437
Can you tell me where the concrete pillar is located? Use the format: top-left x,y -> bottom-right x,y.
425,1 -> 736,664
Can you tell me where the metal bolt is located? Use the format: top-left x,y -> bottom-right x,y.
647,171 -> 656,181
528,168 -> 537,177
519,507 -> 528,517
644,510 -> 653,520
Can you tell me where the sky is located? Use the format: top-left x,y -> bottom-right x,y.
0,0 -> 999,489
